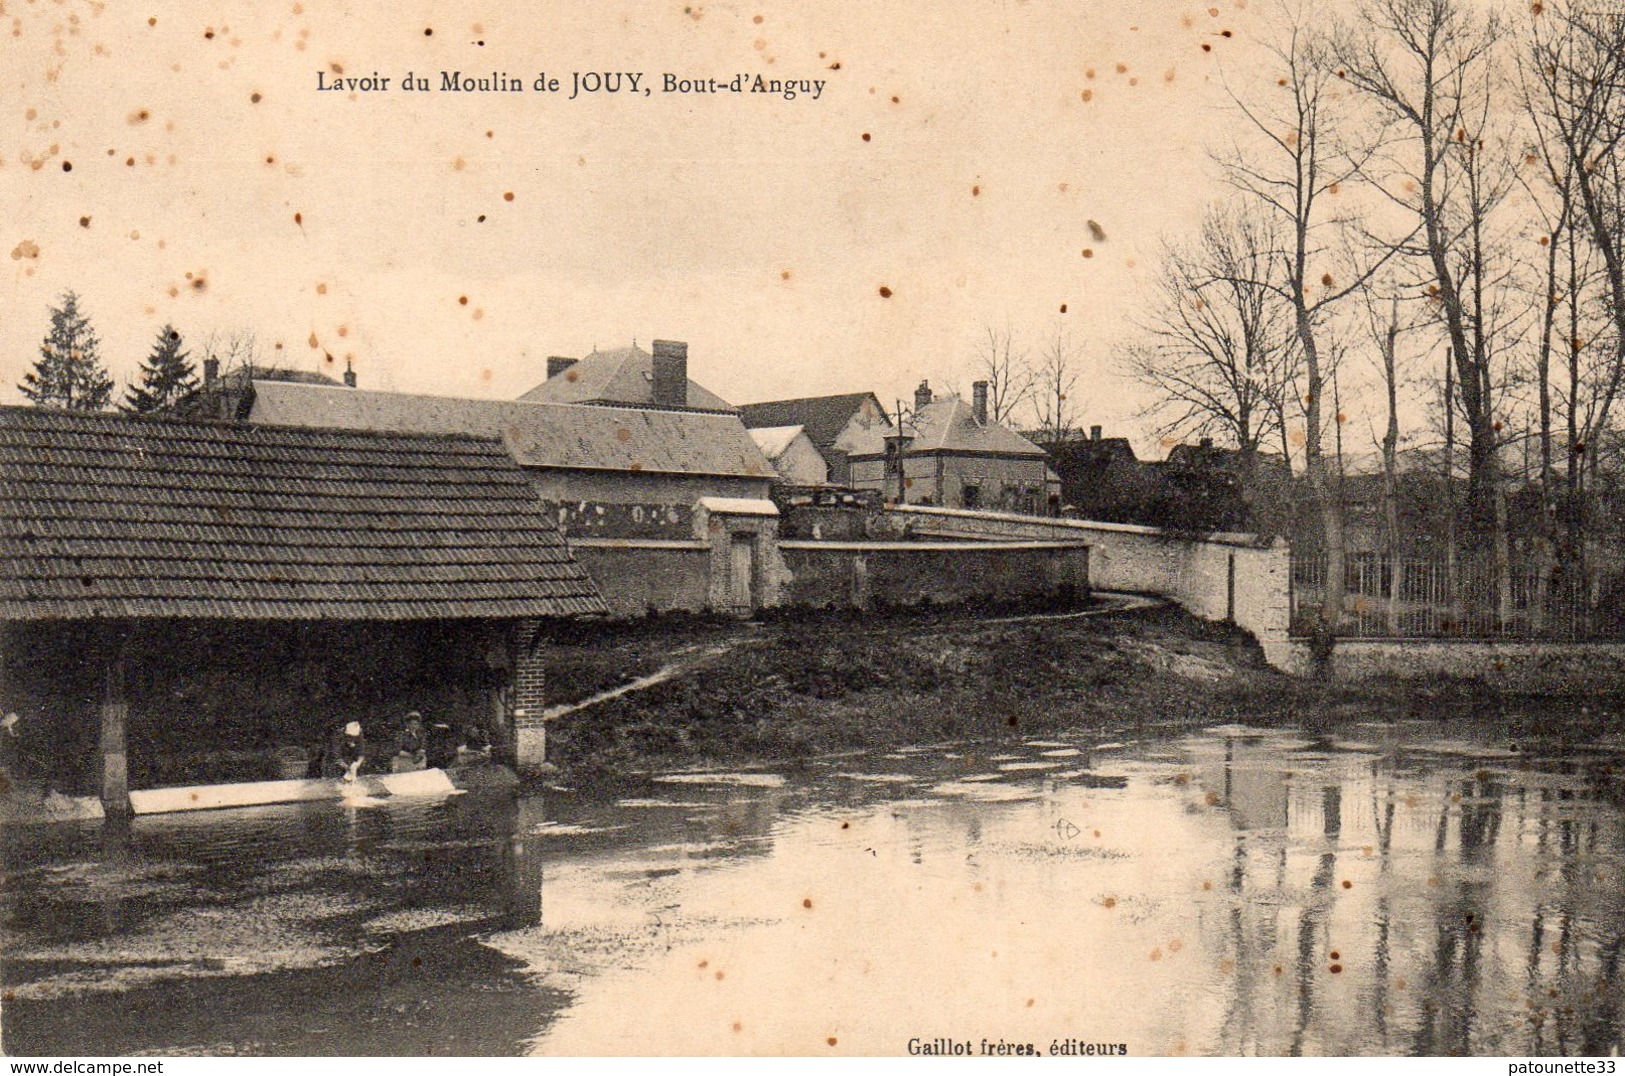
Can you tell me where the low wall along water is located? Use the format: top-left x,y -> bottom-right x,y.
880,506 -> 1294,668
779,540 -> 1089,610
568,504 -> 1290,666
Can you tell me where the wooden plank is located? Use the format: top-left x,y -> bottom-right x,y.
128,768 -> 458,815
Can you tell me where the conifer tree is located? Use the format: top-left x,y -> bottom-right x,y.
122,324 -> 199,414
17,291 -> 114,411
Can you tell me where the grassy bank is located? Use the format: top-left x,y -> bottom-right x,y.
544,604 -> 1251,777
542,603 -> 1625,780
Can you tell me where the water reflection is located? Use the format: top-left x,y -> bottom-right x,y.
1182,729 -> 1625,1056
3,724 -> 1623,1056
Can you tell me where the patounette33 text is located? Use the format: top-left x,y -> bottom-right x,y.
315,69 -> 828,100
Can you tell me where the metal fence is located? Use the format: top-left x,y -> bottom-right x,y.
1290,550 -> 1617,640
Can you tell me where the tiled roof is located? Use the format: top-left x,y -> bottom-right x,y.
845,395 -> 1047,458
0,406 -> 607,621
517,345 -> 737,412
1029,433 -> 1139,464
739,393 -> 888,448
249,381 -> 774,480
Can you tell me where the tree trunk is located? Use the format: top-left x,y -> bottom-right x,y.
1298,305 -> 1342,677
1493,478 -> 1513,631
1381,302 -> 1402,635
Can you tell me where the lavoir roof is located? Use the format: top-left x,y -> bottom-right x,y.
0,406 -> 607,621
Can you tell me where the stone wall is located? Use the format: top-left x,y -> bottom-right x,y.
572,533 -> 1088,618
883,505 -> 1292,667
569,540 -> 714,616
1282,637 -> 1625,692
779,541 -> 1089,610
524,469 -> 771,539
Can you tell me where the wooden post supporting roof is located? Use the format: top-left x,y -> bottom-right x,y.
0,408 -> 609,808
98,624 -> 131,817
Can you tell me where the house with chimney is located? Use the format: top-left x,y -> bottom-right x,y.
245,339 -> 786,617
523,340 -> 737,413
738,392 -> 892,485
247,381 -> 774,539
845,380 -> 1058,514
179,356 -> 351,421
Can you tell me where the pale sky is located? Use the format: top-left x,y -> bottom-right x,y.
3,0 -> 1287,455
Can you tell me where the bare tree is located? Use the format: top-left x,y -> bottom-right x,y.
1218,10 -> 1399,671
1122,202 -> 1302,464
1518,66 -> 1575,623
202,329 -> 261,376
969,324 -> 1035,424
1329,0 -> 1550,630
1332,0 -> 1512,544
1528,4 -> 1625,378
1031,326 -> 1082,443
1525,2 -> 1625,622
1357,289 -> 1409,632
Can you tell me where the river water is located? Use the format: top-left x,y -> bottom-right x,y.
3,722 -> 1623,1056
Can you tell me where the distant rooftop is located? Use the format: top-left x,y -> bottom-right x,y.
249,380 -> 774,480
845,394 -> 1046,458
747,424 -> 808,461
218,365 -> 343,387
518,343 -> 737,413
739,393 -> 889,447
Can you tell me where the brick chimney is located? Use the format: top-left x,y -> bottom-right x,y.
1091,424 -> 1102,442
203,355 -> 219,389
650,339 -> 688,407
343,359 -> 357,388
914,380 -> 933,412
547,356 -> 578,380
972,381 -> 989,425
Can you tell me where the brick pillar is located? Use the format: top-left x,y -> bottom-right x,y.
511,623 -> 549,774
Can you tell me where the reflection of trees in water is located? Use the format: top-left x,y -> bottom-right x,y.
1371,776 -> 1396,1044
1208,737 -> 1624,1056
1217,839 -> 1252,1054
1289,784 -> 1340,1057
1208,735 -> 1294,1055
1414,775 -> 1498,1053
1520,779 -> 1625,1056
1579,934 -> 1624,1055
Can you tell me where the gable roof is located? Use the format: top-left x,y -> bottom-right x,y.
518,344 -> 737,412
249,380 -> 773,480
738,393 -> 888,448
845,395 -> 1047,458
747,425 -> 808,461
0,406 -> 606,621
